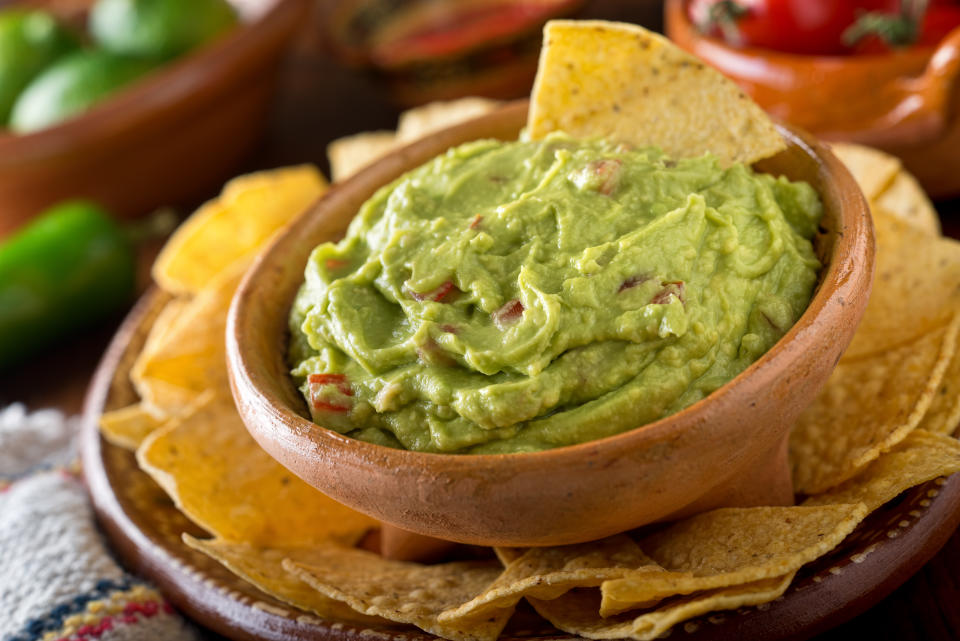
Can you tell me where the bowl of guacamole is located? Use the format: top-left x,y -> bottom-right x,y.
227,99 -> 875,547
287,132 -> 823,455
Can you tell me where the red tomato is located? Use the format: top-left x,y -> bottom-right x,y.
919,5 -> 960,44
848,4 -> 960,53
689,0 -> 899,55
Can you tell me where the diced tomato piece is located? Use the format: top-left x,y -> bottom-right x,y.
650,281 -> 686,305
410,280 -> 459,302
417,337 -> 456,367
492,299 -> 524,329
569,158 -> 624,194
308,373 -> 354,411
431,280 -> 458,302
308,373 -> 346,384
618,274 -> 652,292
593,159 -> 623,195
308,373 -> 353,396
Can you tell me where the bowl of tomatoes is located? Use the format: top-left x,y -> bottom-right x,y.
666,0 -> 960,198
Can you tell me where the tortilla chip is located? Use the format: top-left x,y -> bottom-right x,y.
805,430 -> 960,510
599,503 -> 867,615
124,296 -> 194,420
439,535 -> 659,624
397,98 -> 502,142
874,170 -> 940,237
284,547 -> 513,641
530,573 -> 793,641
328,131 -> 398,183
328,99 -> 503,183
846,214 -> 960,359
133,380 -> 203,423
136,297 -> 189,365
131,258 -> 248,418
830,142 -> 901,201
791,316 -> 959,494
137,393 -> 376,547
917,348 -> 960,435
153,165 -> 327,296
99,403 -> 168,451
183,536 -> 391,625
832,142 -> 940,236
528,20 -> 785,165
493,547 -> 523,565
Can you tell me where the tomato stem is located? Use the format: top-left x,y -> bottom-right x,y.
693,0 -> 750,46
843,0 -> 929,49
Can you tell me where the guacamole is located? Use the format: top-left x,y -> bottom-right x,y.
289,133 -> 823,454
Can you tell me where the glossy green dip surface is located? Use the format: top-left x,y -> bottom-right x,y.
289,133 -> 823,453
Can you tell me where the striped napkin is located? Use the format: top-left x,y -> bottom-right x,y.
0,404 -> 204,641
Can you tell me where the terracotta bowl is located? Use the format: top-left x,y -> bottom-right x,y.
665,0 -> 960,199
0,0 -> 307,237
227,100 -> 875,548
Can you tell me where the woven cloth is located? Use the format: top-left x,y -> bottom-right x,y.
0,404 -> 205,641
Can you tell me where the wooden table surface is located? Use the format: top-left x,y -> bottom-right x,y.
2,2 -> 959,640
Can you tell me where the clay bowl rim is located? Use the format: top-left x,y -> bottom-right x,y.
0,0 -> 306,165
664,0 -> 942,68
228,98 -> 874,476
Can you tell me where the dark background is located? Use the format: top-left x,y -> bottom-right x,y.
2,2 -> 958,639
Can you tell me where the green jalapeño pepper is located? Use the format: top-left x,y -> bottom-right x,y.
0,201 -> 136,371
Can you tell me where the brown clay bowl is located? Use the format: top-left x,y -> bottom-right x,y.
0,0 -> 307,237
665,0 -> 960,199
226,100 -> 875,548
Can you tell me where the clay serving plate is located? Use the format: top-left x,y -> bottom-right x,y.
227,100 -> 875,548
81,290 -> 960,641
0,0 -> 307,237
665,0 -> 960,199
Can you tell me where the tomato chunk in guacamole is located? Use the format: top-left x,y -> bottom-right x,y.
289,133 -> 823,454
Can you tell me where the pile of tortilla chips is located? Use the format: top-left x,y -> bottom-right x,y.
101,166 -> 382,552
100,20 -> 960,641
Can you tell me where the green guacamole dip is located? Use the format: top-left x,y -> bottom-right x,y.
289,133 -> 823,454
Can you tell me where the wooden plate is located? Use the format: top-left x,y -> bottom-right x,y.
81,290 -> 960,641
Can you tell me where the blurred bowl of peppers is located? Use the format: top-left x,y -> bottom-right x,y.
317,0 -> 585,106
666,0 -> 960,198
